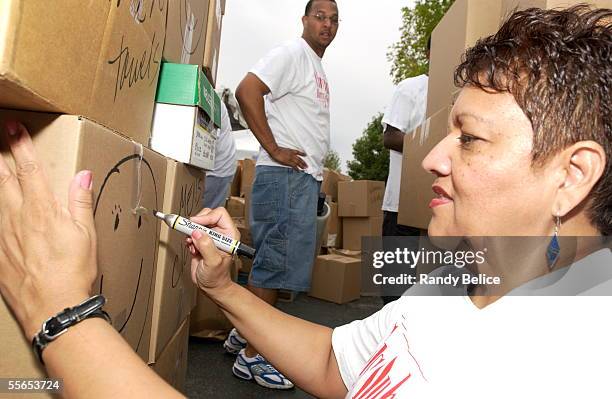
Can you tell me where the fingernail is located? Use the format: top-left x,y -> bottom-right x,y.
79,170 -> 93,190
5,121 -> 18,137
192,230 -> 203,240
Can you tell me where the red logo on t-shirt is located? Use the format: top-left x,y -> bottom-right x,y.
315,72 -> 330,109
350,323 -> 424,399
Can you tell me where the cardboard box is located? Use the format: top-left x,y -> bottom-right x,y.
397,108 -> 450,230
151,318 -> 190,393
323,202 -> 343,248
320,168 -> 351,202
226,196 -> 246,218
240,158 -> 256,197
240,257 -> 253,274
328,248 -> 361,259
151,103 -> 217,170
426,0 -> 503,116
244,189 -> 251,227
309,255 -> 361,304
342,217 -> 383,251
230,162 -> 242,196
0,110 -> 167,370
164,0 -> 210,64
338,180 -> 385,217
151,63 -> 222,170
0,1 -> 167,145
234,218 -> 252,245
202,0 -> 224,87
149,160 -> 204,363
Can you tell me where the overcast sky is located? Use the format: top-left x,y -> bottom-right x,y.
217,0 -> 415,172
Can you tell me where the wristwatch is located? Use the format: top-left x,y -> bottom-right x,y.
31,295 -> 111,365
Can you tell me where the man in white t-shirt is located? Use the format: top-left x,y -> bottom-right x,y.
227,0 -> 339,390
202,101 -> 236,209
379,40 -> 430,304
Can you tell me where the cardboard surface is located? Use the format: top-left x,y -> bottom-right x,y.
321,168 -> 351,202
328,248 -> 361,259
0,1 -> 168,145
164,0 -> 210,65
323,202 -> 342,248
397,108 -> 450,230
0,110 -> 166,365
338,180 -> 385,217
427,0 -> 503,116
230,162 -> 242,196
151,318 -> 190,393
309,255 -> 361,304
240,158 -> 256,197
202,0 -> 224,87
226,196 -> 246,217
149,160 -> 204,363
151,103 -> 217,170
342,217 -> 383,251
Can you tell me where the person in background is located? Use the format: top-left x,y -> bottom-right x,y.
379,38 -> 430,304
229,0 -> 339,389
202,101 -> 236,209
0,5 -> 609,399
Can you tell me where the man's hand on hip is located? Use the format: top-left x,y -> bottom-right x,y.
270,146 -> 308,171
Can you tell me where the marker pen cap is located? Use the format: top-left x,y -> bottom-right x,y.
237,243 -> 256,259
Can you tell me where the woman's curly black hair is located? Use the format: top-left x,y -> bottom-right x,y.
455,4 -> 612,235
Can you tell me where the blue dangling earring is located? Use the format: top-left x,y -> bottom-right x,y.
546,214 -> 561,269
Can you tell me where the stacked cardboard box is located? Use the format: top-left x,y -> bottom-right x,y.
151,318 -> 190,392
309,255 -> 362,304
320,168 -> 350,249
151,63 -> 222,170
0,0 -> 228,391
149,160 -> 204,364
338,180 -> 384,251
164,0 -> 211,65
0,110 -> 167,386
203,0 -> 227,87
0,1 -> 167,145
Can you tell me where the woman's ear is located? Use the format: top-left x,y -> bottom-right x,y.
553,141 -> 606,217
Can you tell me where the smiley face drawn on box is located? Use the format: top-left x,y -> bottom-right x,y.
93,154 -> 159,354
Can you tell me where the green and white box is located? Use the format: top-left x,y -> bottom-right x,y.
151,63 -> 222,170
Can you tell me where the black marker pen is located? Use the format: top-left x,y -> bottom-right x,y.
153,211 -> 255,259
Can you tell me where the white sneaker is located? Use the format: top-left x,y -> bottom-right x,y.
232,349 -> 294,390
223,328 -> 247,355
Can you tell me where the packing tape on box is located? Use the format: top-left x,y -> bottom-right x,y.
131,141 -> 147,215
418,117 -> 432,147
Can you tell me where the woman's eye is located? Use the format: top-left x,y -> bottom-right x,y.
457,133 -> 478,148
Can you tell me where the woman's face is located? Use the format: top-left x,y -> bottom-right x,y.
423,86 -> 559,237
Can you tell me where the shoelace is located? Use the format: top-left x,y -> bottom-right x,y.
255,356 -> 282,375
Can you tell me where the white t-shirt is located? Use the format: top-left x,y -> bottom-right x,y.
381,75 -> 428,213
250,38 -> 331,181
207,101 -> 237,178
332,248 -> 612,398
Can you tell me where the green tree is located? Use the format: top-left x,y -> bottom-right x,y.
387,0 -> 454,83
346,114 -> 389,181
323,149 -> 341,172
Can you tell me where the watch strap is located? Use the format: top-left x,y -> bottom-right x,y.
31,295 -> 111,365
